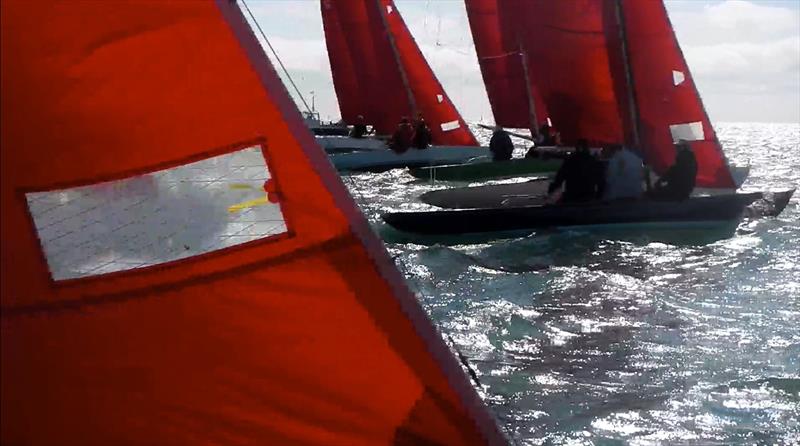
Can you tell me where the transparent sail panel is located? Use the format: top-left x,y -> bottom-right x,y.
26,146 -> 286,281
440,120 -> 461,132
669,121 -> 705,142
672,70 -> 685,86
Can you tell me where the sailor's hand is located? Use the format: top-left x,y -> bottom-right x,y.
545,193 -> 559,205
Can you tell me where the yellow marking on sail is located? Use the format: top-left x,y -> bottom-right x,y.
228,196 -> 269,213
229,183 -> 257,190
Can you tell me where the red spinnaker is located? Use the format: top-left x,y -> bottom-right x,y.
603,0 -> 735,187
0,1 -> 506,444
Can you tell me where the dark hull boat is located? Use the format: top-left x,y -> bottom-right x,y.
331,146 -> 490,173
418,165 -> 755,209
408,157 -> 562,182
309,124 -> 351,136
383,193 -> 765,237
420,178 -> 551,208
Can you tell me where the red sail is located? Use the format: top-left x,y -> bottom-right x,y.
0,1 -> 506,444
322,0 -> 477,144
515,0 -> 624,145
465,0 -> 537,130
324,0 -> 408,133
381,0 -> 479,146
603,0 -> 735,188
321,0 -> 364,123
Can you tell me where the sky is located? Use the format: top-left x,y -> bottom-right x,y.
243,0 -> 800,124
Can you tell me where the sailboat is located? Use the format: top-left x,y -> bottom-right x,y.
319,0 -> 491,172
0,1 -> 509,444
412,0 -> 752,204
382,0 -> 792,241
410,0 -> 608,182
412,0 -> 750,186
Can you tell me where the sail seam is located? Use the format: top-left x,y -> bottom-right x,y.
1,234 -> 354,317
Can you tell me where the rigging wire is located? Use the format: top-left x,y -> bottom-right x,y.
239,0 -> 313,114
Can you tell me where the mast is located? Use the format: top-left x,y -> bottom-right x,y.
613,0 -> 641,147
376,0 -> 417,116
519,45 -> 540,138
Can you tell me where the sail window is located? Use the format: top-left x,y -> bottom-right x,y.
672,70 -> 685,86
436,94 -> 444,103
386,4 -> 393,14
669,121 -> 705,142
25,146 -> 287,281
440,120 -> 461,132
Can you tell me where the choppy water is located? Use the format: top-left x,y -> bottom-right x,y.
343,123 -> 800,445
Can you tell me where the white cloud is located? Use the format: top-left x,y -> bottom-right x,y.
668,0 -> 800,122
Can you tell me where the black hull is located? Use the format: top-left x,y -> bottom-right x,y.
383,193 -> 763,235
419,179 -> 550,209
311,127 -> 350,136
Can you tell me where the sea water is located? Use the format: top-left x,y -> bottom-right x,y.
343,123 -> 799,445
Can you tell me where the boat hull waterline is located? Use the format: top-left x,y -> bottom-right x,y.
383,193 -> 763,235
419,164 -> 753,209
331,146 -> 490,173
316,135 -> 388,153
409,157 -> 563,182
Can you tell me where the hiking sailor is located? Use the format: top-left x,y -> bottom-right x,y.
489,126 -> 514,161
349,115 -> 370,139
411,113 -> 432,150
648,140 -> 698,200
389,117 -> 414,153
536,123 -> 556,146
603,144 -> 644,201
547,138 -> 603,203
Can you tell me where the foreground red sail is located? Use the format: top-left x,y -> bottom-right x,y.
0,1 -> 506,444
603,0 -> 735,188
322,0 -> 478,145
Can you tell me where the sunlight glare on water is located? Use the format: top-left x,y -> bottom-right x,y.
344,123 -> 799,445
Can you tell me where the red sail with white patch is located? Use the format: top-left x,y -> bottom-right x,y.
0,1 -> 505,444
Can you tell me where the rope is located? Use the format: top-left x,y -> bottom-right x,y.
240,0 -> 313,114
446,334 -> 483,389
